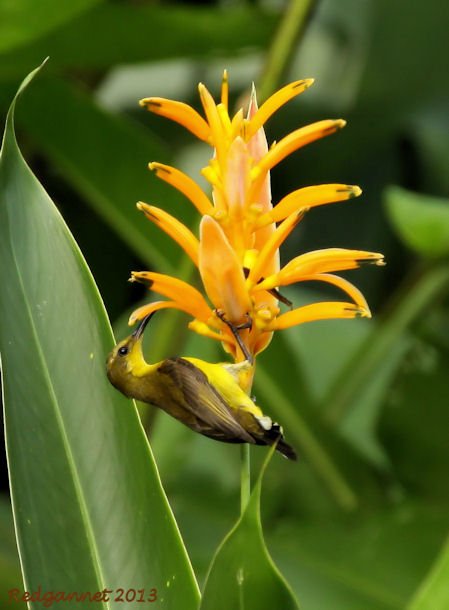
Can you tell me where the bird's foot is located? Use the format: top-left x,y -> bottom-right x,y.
215,309 -> 254,364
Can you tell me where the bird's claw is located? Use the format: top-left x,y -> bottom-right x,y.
215,309 -> 254,364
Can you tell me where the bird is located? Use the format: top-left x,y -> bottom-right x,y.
106,313 -> 296,460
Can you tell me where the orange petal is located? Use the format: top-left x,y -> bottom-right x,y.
249,119 -> 345,202
257,272 -> 369,312
257,249 -> 384,290
256,184 -> 362,227
246,79 -> 314,138
137,202 -> 199,266
128,300 -> 179,325
139,97 -> 210,142
304,273 -> 370,311
267,301 -> 370,330
251,333 -> 273,356
149,162 -> 213,215
130,271 -> 212,321
198,83 -> 226,159
277,248 -> 385,285
199,216 -> 252,323
247,211 -> 304,285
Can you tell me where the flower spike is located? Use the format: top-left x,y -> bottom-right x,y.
133,74 -> 383,361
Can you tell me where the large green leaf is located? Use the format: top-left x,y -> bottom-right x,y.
0,497 -> 25,608
14,75 -> 192,273
270,503 -> 449,610
0,0 -> 102,55
319,265 -> 449,469
200,448 -> 300,610
380,344 -> 449,502
407,534 -> 449,610
385,186 -> 449,258
0,64 -> 199,609
0,4 -> 276,78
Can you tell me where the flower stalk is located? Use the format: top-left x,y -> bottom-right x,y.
240,444 -> 251,514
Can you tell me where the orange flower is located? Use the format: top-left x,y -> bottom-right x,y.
131,72 -> 384,362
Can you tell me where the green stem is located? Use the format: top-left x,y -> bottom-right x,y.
258,0 -> 318,101
240,444 -> 251,514
256,365 -> 358,511
324,262 -> 449,425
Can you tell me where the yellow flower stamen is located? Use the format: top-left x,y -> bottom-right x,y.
139,97 -> 210,142
198,83 -> 227,159
230,108 -> 244,141
247,211 -> 304,285
201,164 -> 220,189
149,162 -> 214,216
217,103 -> 232,133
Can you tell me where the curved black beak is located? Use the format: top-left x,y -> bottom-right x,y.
132,311 -> 156,340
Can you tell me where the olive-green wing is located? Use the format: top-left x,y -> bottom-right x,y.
157,357 -> 255,443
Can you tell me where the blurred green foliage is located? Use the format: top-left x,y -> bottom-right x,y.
1,0 -> 449,608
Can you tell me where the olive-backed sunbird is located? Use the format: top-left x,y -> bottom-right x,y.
106,313 -> 297,460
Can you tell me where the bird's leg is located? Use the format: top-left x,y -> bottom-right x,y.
267,287 -> 293,309
215,309 -> 254,364
244,266 -> 293,310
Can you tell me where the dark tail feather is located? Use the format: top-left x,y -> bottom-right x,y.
254,418 -> 297,460
275,437 -> 297,461
267,422 -> 297,461
265,424 -> 297,460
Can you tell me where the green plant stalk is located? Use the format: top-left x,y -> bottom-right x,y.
407,531 -> 449,609
324,262 -> 449,425
240,444 -> 251,514
240,363 -> 256,515
258,0 -> 318,101
256,365 -> 358,511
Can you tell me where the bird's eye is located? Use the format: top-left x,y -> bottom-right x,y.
118,346 -> 129,356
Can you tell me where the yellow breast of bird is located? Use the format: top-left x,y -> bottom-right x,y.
130,355 -> 265,438
183,358 -> 263,418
